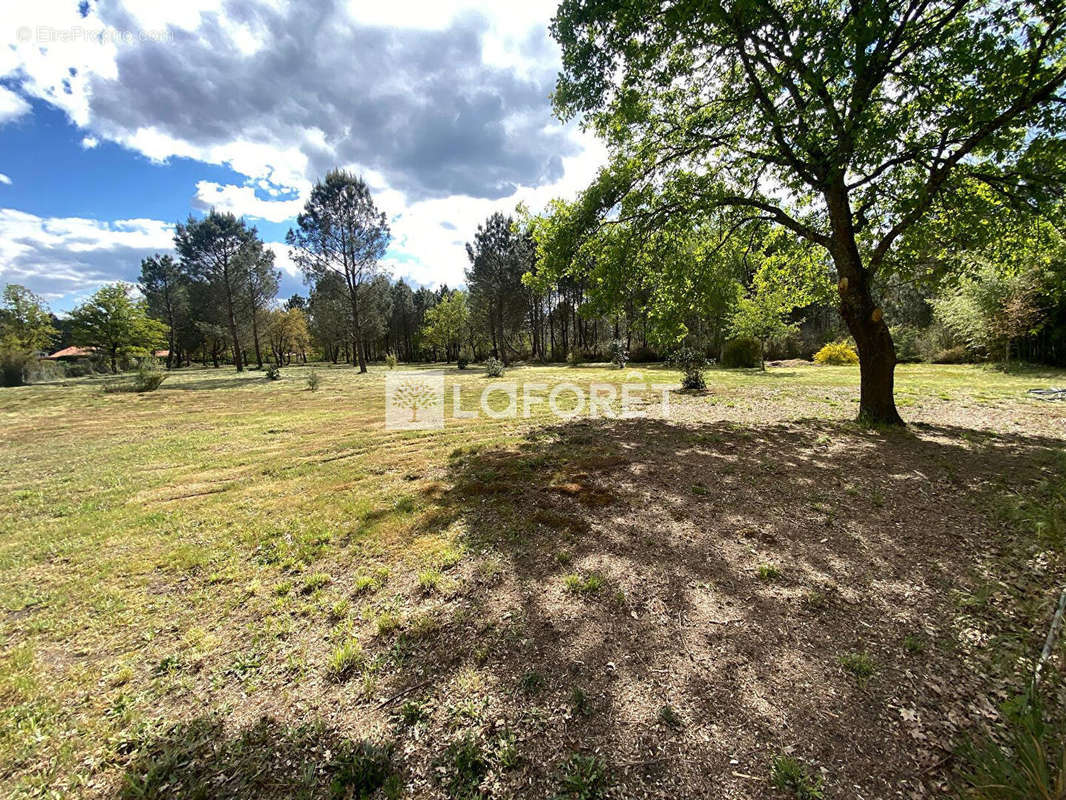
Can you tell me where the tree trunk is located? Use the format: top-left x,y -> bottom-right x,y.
827,187 -> 902,426
223,273 -> 244,372
349,285 -> 367,373
249,301 -> 263,370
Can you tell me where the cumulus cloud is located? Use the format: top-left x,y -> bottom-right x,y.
0,209 -> 174,299
192,181 -> 305,224
0,86 -> 31,124
81,135 -> 99,149
0,174 -> 12,185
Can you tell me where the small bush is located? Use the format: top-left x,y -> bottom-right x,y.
385,353 -> 398,369
770,755 -> 824,799
329,740 -> 394,800
757,564 -> 781,582
608,338 -> 629,369
307,369 -> 320,391
813,342 -> 859,365
485,357 -> 504,377
265,363 -> 281,380
22,358 -> 65,384
556,754 -> 611,799
135,360 -> 167,392
955,694 -> 1065,800
563,573 -> 604,595
667,347 -> 709,391
628,345 -> 659,363
457,356 -> 469,370
721,337 -> 761,368
566,350 -> 583,366
932,344 -> 969,364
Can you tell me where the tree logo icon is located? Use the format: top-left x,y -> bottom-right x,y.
385,371 -> 445,430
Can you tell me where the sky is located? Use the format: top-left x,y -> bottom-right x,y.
0,0 -> 606,311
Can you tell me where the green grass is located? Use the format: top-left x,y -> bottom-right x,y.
0,360 -> 1062,796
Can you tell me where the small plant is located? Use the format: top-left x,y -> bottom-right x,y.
564,573 -> 604,595
757,564 -> 781,582
667,347 -> 710,391
520,670 -> 544,694
396,698 -> 429,727
721,337 -> 761,368
903,634 -> 925,654
839,651 -> 876,683
329,740 -> 394,800
265,363 -> 281,380
435,734 -> 489,799
329,599 -> 350,620
307,369 -> 320,391
494,730 -> 521,771
418,568 -> 443,593
385,353 -> 398,369
485,356 -> 504,377
566,349 -> 584,366
556,753 -> 611,799
608,338 -> 629,369
955,694 -> 1066,800
570,686 -> 590,716
813,341 -> 859,365
301,572 -> 331,594
770,754 -> 824,799
327,638 -> 364,680
457,355 -> 469,369
658,704 -> 683,729
375,609 -> 402,635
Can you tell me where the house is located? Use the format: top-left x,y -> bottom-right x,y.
46,346 -> 95,360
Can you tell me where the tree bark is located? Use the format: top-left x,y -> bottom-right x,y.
827,185 -> 903,426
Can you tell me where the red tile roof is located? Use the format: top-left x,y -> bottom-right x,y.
47,346 -> 95,359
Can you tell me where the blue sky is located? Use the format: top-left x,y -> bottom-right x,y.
0,0 -> 603,311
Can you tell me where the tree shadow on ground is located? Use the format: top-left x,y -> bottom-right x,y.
117,715 -> 396,800
369,416 -> 1063,798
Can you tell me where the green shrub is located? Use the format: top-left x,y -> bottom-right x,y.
307,369 -> 319,391
0,348 -> 32,387
265,364 -> 281,380
608,338 -> 629,368
22,358 -> 65,383
813,342 -> 859,365
135,359 -> 167,392
385,353 -> 398,369
485,357 -> 504,377
566,350 -> 583,366
326,639 -> 363,680
457,355 -> 469,370
955,694 -> 1065,800
721,337 -> 761,368
839,651 -> 876,682
667,347 -> 709,391
770,755 -> 824,799
932,344 -> 969,364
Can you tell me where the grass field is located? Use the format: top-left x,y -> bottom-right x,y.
1,362 -> 1064,798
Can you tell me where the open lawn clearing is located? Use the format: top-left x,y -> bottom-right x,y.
1,362 -> 1064,798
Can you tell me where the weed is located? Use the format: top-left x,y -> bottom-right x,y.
757,564 -> 781,582
396,698 -> 429,727
494,730 -> 521,771
375,609 -> 402,636
556,753 -> 611,799
563,573 -> 604,595
839,651 -> 876,683
418,568 -> 444,594
658,704 -> 683,729
770,754 -> 824,799
273,580 -> 293,597
520,670 -> 544,695
434,734 -> 488,799
329,740 -> 394,800
903,634 -> 925,654
570,686 -> 589,716
327,639 -> 364,681
307,369 -> 320,391
329,599 -> 350,620
301,572 -> 331,594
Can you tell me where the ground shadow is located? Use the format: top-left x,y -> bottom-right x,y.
359,416 -> 1063,798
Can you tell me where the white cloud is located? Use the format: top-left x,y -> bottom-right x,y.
0,87 -> 31,124
193,181 -> 306,224
0,173 -> 12,185
0,208 -> 174,300
81,135 -> 99,149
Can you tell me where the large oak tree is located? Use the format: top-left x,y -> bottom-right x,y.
551,0 -> 1066,423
